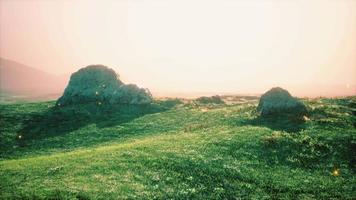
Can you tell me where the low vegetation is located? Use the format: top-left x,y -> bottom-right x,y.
195,95 -> 224,104
0,96 -> 355,199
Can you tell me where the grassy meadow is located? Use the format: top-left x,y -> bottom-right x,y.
0,96 -> 355,199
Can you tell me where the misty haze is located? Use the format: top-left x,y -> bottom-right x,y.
0,0 -> 355,199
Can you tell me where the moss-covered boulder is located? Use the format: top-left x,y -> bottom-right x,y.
57,65 -> 152,106
257,87 -> 307,117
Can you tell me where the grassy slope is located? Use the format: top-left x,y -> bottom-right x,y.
0,97 -> 355,199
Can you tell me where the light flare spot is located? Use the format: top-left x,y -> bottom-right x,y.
201,108 -> 209,112
332,168 -> 340,176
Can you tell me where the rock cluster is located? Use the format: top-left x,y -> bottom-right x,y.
257,87 -> 307,117
195,95 -> 224,104
57,65 -> 152,106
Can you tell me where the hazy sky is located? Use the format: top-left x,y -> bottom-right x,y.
0,0 -> 355,97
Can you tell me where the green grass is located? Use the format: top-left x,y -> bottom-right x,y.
0,97 -> 355,199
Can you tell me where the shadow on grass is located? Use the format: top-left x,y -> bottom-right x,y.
240,115 -> 306,133
17,100 -> 179,143
0,99 -> 186,159
230,105 -> 355,169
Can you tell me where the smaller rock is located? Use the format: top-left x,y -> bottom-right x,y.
257,87 -> 307,117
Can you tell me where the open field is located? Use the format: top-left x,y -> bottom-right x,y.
0,96 -> 355,199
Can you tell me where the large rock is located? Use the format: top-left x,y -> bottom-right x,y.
57,65 -> 152,106
257,87 -> 307,117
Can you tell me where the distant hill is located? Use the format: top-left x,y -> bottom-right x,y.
0,58 -> 69,100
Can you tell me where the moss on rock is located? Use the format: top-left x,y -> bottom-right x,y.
257,87 -> 307,117
57,65 -> 152,106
